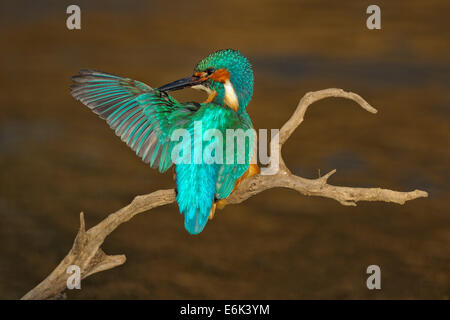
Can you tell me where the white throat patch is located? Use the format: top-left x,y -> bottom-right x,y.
192,81 -> 239,111
223,80 -> 239,111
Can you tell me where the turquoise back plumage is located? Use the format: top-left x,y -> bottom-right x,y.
175,104 -> 254,234
70,49 -> 254,235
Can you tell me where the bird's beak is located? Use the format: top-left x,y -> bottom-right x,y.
157,74 -> 206,92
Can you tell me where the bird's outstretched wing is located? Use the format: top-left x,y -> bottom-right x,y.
70,69 -> 200,172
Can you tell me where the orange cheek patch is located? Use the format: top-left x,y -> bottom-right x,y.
210,68 -> 230,83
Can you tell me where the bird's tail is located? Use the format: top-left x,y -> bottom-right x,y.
175,164 -> 218,235
183,206 -> 210,235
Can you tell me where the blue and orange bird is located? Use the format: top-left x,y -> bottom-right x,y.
70,49 -> 259,234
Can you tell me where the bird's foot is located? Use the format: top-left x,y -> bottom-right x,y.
211,164 -> 259,215
216,199 -> 227,210
247,163 -> 260,178
209,203 -> 217,220
209,165 -> 260,220
234,164 -> 260,190
172,167 -> 177,181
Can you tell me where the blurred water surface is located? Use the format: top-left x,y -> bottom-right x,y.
0,0 -> 448,299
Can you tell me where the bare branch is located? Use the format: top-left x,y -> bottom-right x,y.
279,88 -> 377,145
21,88 -> 427,300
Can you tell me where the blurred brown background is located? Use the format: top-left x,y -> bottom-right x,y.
0,0 -> 449,299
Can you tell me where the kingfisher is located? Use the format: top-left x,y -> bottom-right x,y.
70,49 -> 259,234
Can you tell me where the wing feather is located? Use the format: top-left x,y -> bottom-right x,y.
70,69 -> 200,172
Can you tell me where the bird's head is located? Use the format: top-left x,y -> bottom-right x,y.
157,49 -> 254,112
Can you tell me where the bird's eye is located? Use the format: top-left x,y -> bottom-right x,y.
205,67 -> 215,75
